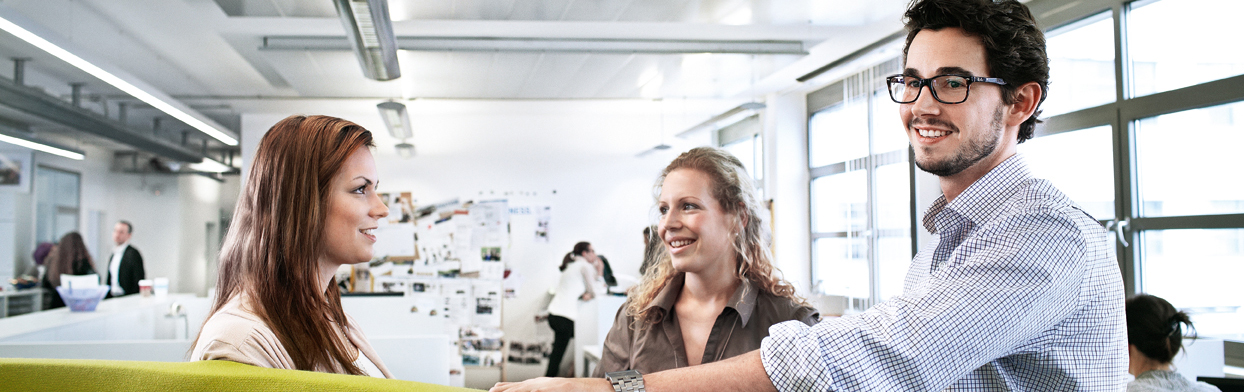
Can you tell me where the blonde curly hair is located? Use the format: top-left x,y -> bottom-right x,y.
627,147 -> 803,327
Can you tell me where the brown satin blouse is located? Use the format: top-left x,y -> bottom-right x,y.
592,273 -> 819,377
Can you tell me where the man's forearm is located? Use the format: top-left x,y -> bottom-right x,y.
644,350 -> 777,392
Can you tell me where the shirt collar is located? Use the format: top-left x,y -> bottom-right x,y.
114,242 -> 129,253
922,154 -> 1033,234
645,272 -> 760,326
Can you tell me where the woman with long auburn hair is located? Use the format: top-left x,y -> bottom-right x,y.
494,147 -> 818,391
191,115 -> 392,377
41,232 -> 97,309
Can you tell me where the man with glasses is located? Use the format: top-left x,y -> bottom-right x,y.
492,0 -> 1126,390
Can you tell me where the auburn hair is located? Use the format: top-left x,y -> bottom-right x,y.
45,232 -> 96,288
627,147 -> 802,327
194,115 -> 374,374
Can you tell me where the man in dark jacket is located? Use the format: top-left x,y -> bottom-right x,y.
105,220 -> 145,298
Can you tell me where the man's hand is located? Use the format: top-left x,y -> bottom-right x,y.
490,377 -> 611,392
580,291 -> 595,301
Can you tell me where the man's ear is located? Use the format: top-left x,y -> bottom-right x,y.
1006,82 -> 1043,127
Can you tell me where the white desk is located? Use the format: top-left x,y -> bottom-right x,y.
0,289 -> 42,318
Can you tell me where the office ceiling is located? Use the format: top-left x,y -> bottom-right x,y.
0,0 -> 907,160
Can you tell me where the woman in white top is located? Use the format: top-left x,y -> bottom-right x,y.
544,241 -> 602,377
191,115 -> 392,378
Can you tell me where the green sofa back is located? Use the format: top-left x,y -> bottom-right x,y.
0,358 -> 479,391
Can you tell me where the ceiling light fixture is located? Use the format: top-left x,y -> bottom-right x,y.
0,133 -> 84,160
377,101 -> 413,139
188,158 -> 232,173
675,102 -> 766,138
395,142 -> 415,158
334,0 -> 401,81
0,13 -> 238,146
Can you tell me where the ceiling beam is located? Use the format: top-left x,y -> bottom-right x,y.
0,81 -> 207,163
262,36 -> 806,55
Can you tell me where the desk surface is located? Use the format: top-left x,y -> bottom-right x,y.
0,293 -> 193,340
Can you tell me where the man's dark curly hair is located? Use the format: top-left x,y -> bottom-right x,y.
902,0 -> 1049,143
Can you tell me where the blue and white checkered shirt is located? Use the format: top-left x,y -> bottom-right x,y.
762,154 -> 1127,391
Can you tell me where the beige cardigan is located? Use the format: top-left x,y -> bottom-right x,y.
191,294 -> 394,378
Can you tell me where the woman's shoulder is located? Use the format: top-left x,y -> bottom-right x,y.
193,297 -> 290,368
753,291 -> 820,326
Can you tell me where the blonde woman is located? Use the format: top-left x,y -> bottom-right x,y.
495,147 -> 817,392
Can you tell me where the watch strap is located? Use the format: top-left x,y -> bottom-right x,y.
604,369 -> 645,392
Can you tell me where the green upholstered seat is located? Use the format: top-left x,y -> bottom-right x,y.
0,358 -> 478,391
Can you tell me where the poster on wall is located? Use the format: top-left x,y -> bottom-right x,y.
535,206 -> 551,242
380,192 -> 416,223
0,150 -> 32,193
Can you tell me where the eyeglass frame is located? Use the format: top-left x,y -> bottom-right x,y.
885,74 -> 1008,104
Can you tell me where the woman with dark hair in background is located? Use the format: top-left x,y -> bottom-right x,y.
1126,294 -> 1220,392
41,232 -> 97,309
544,241 -> 603,377
191,115 -> 393,377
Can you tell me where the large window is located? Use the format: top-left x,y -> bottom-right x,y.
808,59 -> 913,306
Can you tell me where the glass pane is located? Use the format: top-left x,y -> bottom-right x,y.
1135,102 -> 1244,217
875,162 -> 911,231
809,101 -> 868,168
814,237 -> 869,298
1141,229 -> 1244,338
1043,12 -> 1115,117
55,171 -> 78,207
722,136 -> 756,181
35,167 -> 53,244
1129,0 -> 1244,97
810,170 -> 867,233
871,90 -> 908,154
1017,125 -> 1116,220
877,236 -> 910,300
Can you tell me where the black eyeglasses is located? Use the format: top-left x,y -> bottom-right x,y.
886,74 -> 1007,104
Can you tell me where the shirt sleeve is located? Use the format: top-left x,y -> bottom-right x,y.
592,303 -> 634,377
761,211 -> 1089,391
579,261 -> 598,297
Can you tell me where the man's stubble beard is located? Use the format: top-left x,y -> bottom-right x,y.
914,106 -> 1005,177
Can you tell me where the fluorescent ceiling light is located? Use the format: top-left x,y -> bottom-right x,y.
377,101 -> 413,139
395,142 -> 414,158
189,158 -> 232,173
334,0 -> 401,81
0,15 -> 237,146
0,133 -> 84,160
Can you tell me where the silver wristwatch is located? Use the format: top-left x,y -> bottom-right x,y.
604,370 -> 646,392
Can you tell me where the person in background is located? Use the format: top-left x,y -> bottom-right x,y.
41,232 -> 97,309
1126,294 -> 1221,392
597,255 -> 618,288
545,241 -> 603,377
191,115 -> 393,378
638,226 -> 661,276
105,220 -> 145,298
22,242 -> 54,282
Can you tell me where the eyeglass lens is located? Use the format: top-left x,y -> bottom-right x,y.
889,75 -> 971,104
